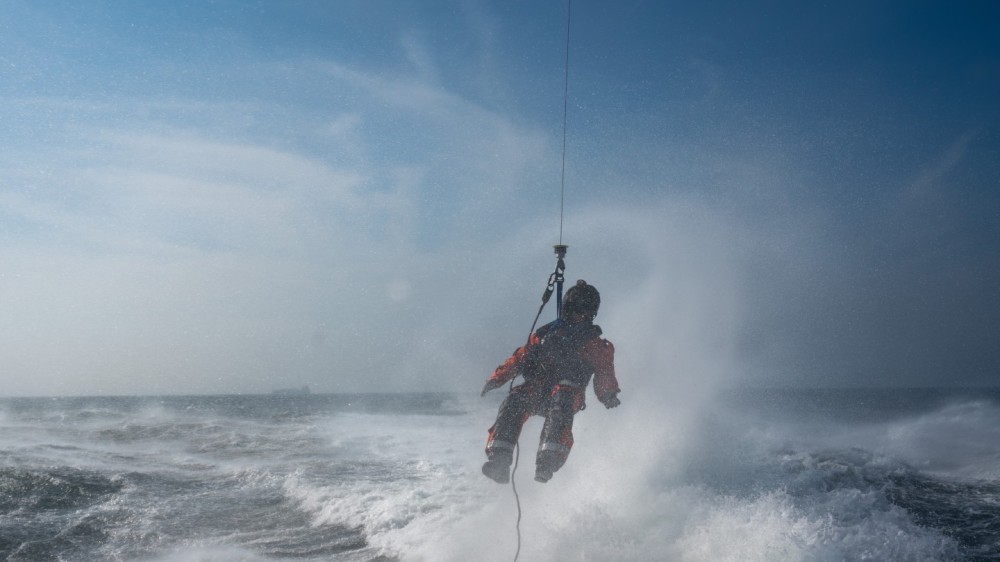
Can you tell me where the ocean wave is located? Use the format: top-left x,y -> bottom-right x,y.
2,391 -> 997,561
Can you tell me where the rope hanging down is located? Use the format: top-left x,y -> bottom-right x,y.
508,2 -> 574,560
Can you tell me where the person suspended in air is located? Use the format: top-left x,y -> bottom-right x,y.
480,279 -> 621,484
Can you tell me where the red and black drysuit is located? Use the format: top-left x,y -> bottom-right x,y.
484,318 -> 619,479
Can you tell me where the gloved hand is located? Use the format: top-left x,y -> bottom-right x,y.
600,390 -> 621,409
481,378 -> 503,397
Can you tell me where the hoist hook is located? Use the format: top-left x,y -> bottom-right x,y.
527,245 -> 569,346
552,244 -> 567,318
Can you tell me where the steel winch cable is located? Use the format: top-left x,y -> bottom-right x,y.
557,0 -> 572,247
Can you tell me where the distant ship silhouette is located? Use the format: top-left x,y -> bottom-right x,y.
271,385 -> 311,396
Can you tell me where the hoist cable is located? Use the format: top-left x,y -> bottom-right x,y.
558,0 -> 572,246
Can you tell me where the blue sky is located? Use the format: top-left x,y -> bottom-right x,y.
1,1 -> 998,396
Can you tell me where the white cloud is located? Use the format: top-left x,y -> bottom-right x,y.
0,49 -> 565,396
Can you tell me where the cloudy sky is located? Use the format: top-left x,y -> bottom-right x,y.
1,1 -> 997,396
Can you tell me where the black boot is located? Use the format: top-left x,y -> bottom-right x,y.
534,450 -> 561,483
482,451 -> 513,484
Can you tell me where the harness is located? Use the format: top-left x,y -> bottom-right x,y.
522,319 -> 602,390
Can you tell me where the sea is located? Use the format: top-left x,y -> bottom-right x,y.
1,388 -> 999,561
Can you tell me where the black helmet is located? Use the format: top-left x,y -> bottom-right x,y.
562,279 -> 600,321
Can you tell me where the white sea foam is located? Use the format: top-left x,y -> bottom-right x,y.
285,386 -> 979,562
343,401 -> 965,562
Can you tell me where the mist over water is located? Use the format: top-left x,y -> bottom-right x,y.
414,202 -> 997,562
405,202 -> 756,560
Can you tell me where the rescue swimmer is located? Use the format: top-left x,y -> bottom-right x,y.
480,280 -> 621,483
